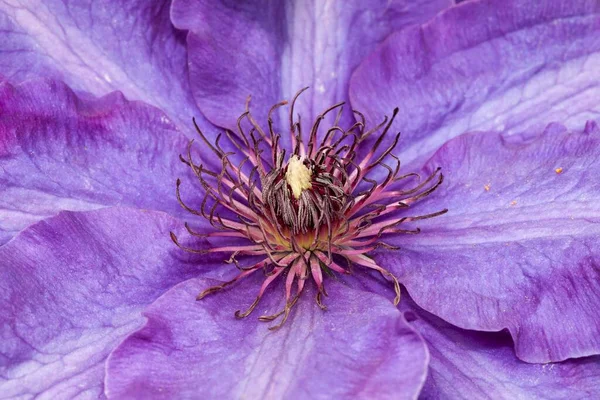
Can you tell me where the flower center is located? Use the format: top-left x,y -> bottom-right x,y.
171,88 -> 447,330
263,150 -> 346,238
285,155 -> 312,199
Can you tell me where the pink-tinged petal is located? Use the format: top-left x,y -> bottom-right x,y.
0,0 -> 203,131
401,298 -> 600,399
350,0 -> 600,163
0,208 -> 210,399
379,123 -> 600,363
172,0 -> 452,132
105,277 -> 428,399
0,79 -> 198,244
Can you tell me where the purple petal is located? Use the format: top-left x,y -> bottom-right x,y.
172,0 -> 452,131
379,124 -> 600,363
402,298 -> 600,399
350,0 -> 600,163
105,277 -> 428,399
0,0 -> 202,130
0,79 -> 198,244
0,208 -> 207,398
338,271 -> 600,397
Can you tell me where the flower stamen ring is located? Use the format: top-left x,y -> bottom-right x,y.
171,88 -> 447,329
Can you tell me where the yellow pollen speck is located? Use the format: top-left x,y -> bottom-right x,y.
285,155 -> 312,199
555,167 -> 563,174
484,184 -> 491,192
510,200 -> 518,206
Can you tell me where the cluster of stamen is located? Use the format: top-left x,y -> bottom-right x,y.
172,88 -> 447,329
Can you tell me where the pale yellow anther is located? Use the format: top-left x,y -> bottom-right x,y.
285,155 -> 312,199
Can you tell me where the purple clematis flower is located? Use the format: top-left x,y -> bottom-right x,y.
1,0 -> 599,399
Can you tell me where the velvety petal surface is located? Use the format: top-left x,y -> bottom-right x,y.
172,0 -> 452,132
0,0 -> 203,131
378,123 -> 600,363
0,79 -> 197,244
105,277 -> 428,399
0,207 -> 210,399
350,0 -> 600,163
339,270 -> 600,399
403,298 -> 600,399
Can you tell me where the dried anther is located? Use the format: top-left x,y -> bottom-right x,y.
172,88 -> 447,329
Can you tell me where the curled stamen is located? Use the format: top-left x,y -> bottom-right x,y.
259,295 -> 301,331
235,297 -> 261,319
170,231 -> 206,254
196,268 -> 259,300
384,270 -> 402,306
316,291 -> 327,310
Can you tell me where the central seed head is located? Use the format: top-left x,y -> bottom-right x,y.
285,155 -> 312,199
